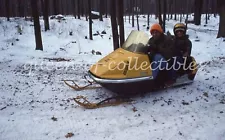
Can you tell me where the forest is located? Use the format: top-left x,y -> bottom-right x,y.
0,0 -> 225,50
1,1 -> 225,139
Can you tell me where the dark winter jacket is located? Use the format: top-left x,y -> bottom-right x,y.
172,35 -> 192,56
148,34 -> 175,60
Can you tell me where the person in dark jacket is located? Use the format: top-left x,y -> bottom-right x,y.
147,23 -> 175,86
148,24 -> 174,60
173,23 -> 192,57
171,23 -> 193,75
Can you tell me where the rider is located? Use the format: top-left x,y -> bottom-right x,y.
172,23 -> 192,72
148,23 -> 174,61
147,23 -> 175,86
173,23 -> 192,57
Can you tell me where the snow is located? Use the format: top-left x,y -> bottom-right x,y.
91,11 -> 100,16
1,15 -> 225,140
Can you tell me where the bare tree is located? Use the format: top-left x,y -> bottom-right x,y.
84,0 -> 88,21
194,0 -> 203,25
157,0 -> 163,26
60,0 -> 64,15
71,0 -> 77,18
135,0 -> 140,30
65,0 -> 70,15
131,0 -> 135,27
185,0 -> 190,25
41,0 -> 50,31
53,0 -> 59,15
147,0 -> 151,29
110,0 -> 119,50
5,0 -> 10,21
99,0 -> 104,21
205,0 -> 209,24
12,1 -> 17,17
117,0 -> 125,46
24,0 -> 29,19
140,0 -> 144,14
162,0 -> 167,32
169,0 -> 173,19
174,0 -> 177,20
77,0 -> 81,19
105,0 -> 108,18
18,0 -> 24,17
31,0 -> 43,51
88,0 -> 93,40
128,0 -> 131,24
81,0 -> 85,16
217,0 -> 225,38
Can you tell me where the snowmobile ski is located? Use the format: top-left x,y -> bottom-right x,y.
63,80 -> 101,91
72,78 -> 193,109
63,75 -> 101,91
73,96 -> 133,109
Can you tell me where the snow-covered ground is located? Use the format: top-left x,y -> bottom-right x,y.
0,15 -> 225,140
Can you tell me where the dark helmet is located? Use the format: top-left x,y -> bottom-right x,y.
173,23 -> 187,35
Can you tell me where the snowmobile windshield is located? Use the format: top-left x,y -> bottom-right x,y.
122,30 -> 150,54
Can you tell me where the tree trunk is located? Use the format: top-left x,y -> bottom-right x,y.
217,0 -> 225,38
65,0 -> 70,15
81,0 -> 85,16
135,0 -> 140,30
5,0 -> 10,21
155,0 -> 158,19
31,0 -> 43,51
117,0 -> 125,46
147,13 -> 150,29
24,0 -> 28,19
131,0 -> 135,27
141,0 -> 144,14
137,14 -> 140,30
105,0 -> 108,18
147,0 -> 150,29
53,0 -> 59,15
185,0 -> 189,25
60,0 -> 64,15
77,0 -> 81,19
72,0 -> 76,18
18,0 -> 24,17
110,0 -> 119,50
169,0 -> 173,19
12,1 -> 16,17
194,0 -> 203,25
174,0 -> 177,20
157,0 -> 163,26
88,0 -> 93,40
180,14 -> 182,22
162,0 -> 166,32
42,0 -> 50,31
213,0 -> 217,17
185,13 -> 189,26
84,0 -> 88,21
99,0 -> 104,21
205,0 -> 209,24
128,0 -> 131,24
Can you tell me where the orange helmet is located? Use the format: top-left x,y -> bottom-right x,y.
150,23 -> 163,34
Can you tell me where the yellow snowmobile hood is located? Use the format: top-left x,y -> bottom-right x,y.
90,48 -> 152,79
90,30 -> 153,80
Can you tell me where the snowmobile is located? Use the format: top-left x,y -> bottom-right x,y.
64,30 -> 198,109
